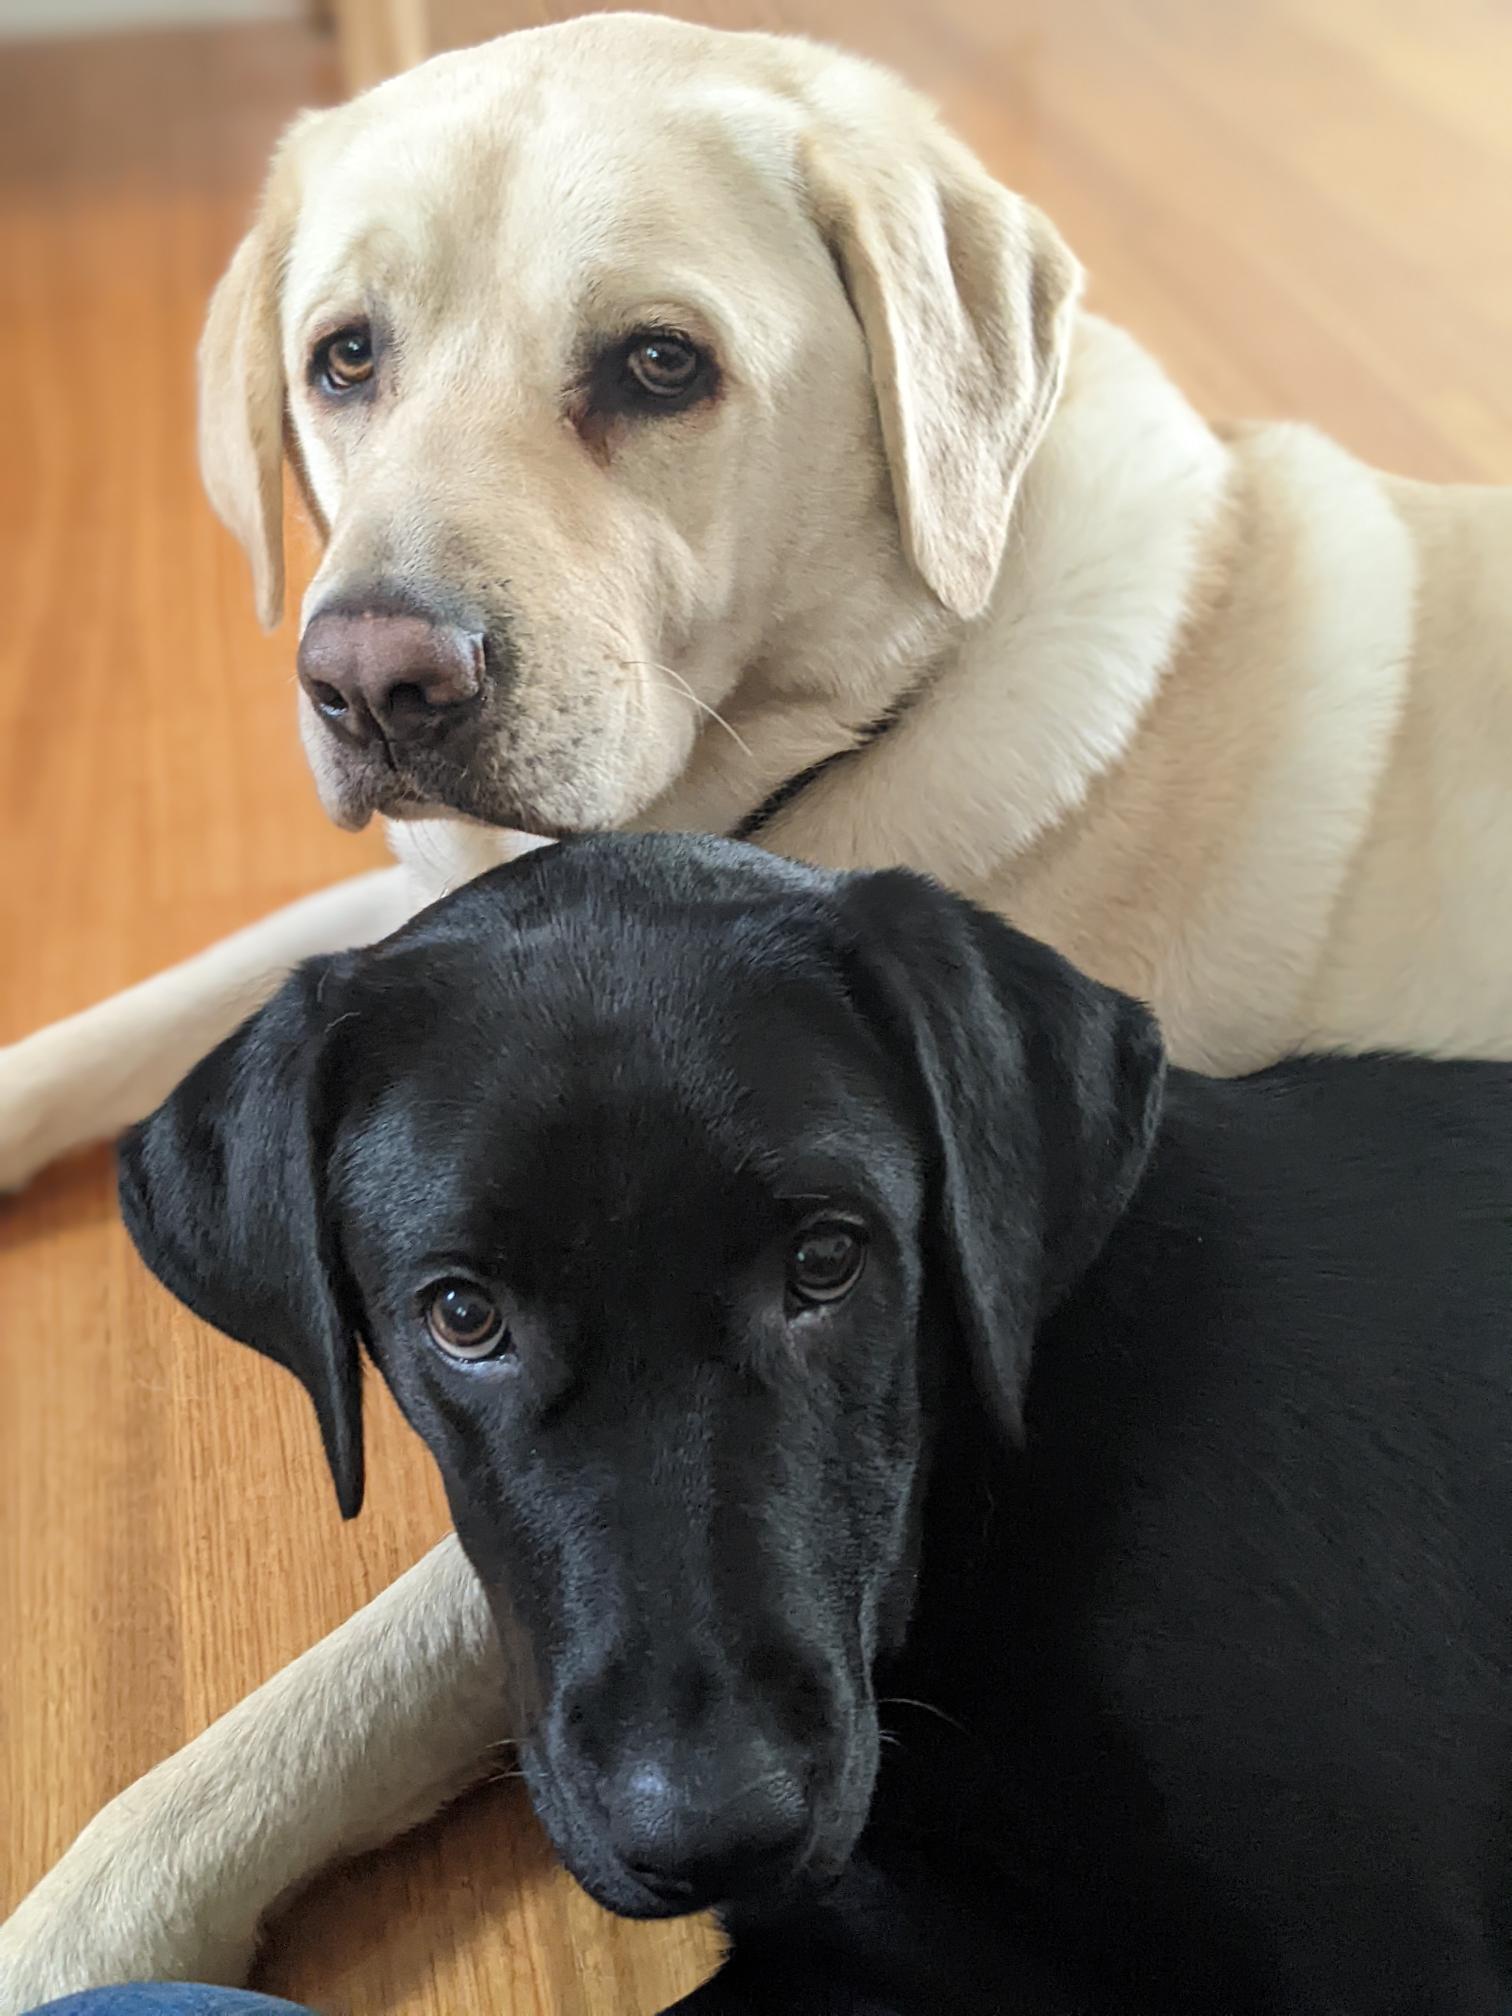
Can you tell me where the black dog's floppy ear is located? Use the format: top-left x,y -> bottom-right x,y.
117,962 -> 365,1518
843,872 -> 1166,1442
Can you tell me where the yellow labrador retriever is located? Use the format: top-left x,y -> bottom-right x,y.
3,13 -> 1511,2002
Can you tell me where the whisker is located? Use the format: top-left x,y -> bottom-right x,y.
482,1735 -> 528,1787
622,659 -> 755,760
877,1696 -> 970,1738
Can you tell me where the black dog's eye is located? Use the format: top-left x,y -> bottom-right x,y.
622,332 -> 710,406
425,1279 -> 510,1362
787,1220 -> 868,1308
311,323 -> 374,395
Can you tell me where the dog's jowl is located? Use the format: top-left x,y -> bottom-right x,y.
119,835 -> 1512,2016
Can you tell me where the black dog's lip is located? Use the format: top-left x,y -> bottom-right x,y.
572,1866 -> 702,1923
571,1842 -> 829,1924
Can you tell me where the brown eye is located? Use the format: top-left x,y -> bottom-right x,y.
787,1220 -> 868,1308
314,324 -> 374,393
625,333 -> 703,399
426,1280 -> 509,1361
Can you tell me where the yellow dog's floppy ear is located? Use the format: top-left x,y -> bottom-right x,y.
197,121 -> 316,630
805,112 -> 1082,620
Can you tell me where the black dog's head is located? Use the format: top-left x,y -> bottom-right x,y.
119,835 -> 1163,1920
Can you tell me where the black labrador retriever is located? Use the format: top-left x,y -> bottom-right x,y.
119,834 -> 1512,2015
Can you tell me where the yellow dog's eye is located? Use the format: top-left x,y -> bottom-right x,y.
314,324 -> 375,393
625,334 -> 703,399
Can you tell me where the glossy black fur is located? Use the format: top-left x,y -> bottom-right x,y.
119,835 -> 1512,2015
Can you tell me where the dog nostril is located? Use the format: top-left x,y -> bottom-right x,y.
297,611 -> 486,750
384,679 -> 432,724
308,679 -> 350,721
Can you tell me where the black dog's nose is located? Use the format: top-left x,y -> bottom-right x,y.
298,609 -> 484,748
607,1754 -> 810,1906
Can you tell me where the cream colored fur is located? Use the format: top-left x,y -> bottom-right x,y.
4,14 -> 1512,2004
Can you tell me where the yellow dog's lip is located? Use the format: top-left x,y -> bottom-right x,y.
381,797 -> 565,842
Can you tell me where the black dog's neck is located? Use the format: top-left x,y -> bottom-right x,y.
881,1334 -> 1029,1741
890,1070 -> 1218,1704
845,1080 -> 1247,2011
709,1100 -> 1225,2016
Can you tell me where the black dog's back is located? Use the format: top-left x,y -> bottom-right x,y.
870,1054 -> 1512,2015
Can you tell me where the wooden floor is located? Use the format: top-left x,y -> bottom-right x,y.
2,1 -> 1510,2010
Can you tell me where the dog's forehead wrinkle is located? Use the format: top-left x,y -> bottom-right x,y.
341,891 -> 901,1186
336,887 -> 864,1122
292,59 -> 824,358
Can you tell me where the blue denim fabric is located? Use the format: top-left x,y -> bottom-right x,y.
24,1992 -> 317,2016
